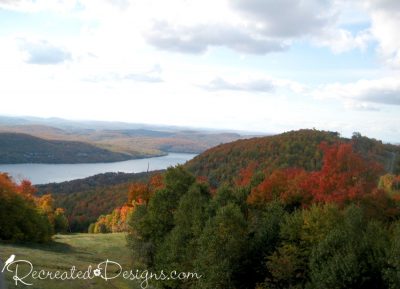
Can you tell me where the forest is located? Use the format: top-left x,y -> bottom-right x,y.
124,141 -> 400,289
86,130 -> 400,288
186,129 -> 400,187
2,129 -> 400,289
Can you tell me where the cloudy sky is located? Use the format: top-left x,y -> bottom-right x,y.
0,0 -> 399,142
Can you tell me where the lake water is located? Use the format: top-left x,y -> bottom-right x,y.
0,153 -> 197,185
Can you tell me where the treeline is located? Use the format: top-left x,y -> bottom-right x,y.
126,142 -> 400,289
0,174 -> 68,242
39,171 -> 162,232
88,205 -> 133,233
37,171 -> 163,195
88,174 -> 163,233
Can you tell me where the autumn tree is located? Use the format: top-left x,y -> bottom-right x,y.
37,193 -> 69,233
248,142 -> 384,208
313,142 -> 383,203
90,205 -> 133,233
0,173 -> 52,242
128,174 -> 164,205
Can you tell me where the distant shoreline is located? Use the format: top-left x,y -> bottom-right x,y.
0,152 -> 197,185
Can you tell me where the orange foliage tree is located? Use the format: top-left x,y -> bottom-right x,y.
248,142 -> 384,207
312,142 -> 383,203
0,174 -> 55,242
91,174 -> 164,233
128,174 -> 164,205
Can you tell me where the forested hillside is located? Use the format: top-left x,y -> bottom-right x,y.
0,133 -> 134,163
125,132 -> 400,289
4,128 -> 400,289
38,171 -> 161,231
186,129 -> 400,187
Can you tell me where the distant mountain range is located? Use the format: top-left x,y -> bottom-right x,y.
0,115 -> 260,134
0,115 -> 254,163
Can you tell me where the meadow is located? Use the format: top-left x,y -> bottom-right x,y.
0,233 -> 142,289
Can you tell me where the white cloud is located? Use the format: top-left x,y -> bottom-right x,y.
18,39 -> 72,65
0,0 -> 378,56
145,21 -> 287,54
204,77 -> 275,92
83,65 -> 163,83
0,0 -> 78,13
140,0 -> 371,55
0,0 -> 399,143
229,0 -> 336,37
202,75 -> 306,95
312,28 -> 372,53
359,0 -> 400,68
313,76 -> 400,106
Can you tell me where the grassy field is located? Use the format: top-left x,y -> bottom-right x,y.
0,233 -> 143,289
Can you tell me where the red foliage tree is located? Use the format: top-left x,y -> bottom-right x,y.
248,142 -> 384,207
235,162 -> 258,187
313,142 -> 383,203
128,174 -> 165,205
248,168 -> 311,206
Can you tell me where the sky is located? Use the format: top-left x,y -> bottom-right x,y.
0,0 -> 399,142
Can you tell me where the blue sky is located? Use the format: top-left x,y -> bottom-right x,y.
0,0 -> 399,142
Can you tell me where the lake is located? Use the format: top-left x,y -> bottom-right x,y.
0,153 -> 196,184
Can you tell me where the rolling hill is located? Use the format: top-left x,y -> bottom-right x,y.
0,116 -> 247,156
0,133 -> 135,164
186,129 -> 400,187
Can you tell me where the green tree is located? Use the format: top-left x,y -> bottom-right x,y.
195,203 -> 248,289
383,222 -> 400,288
155,183 -> 211,288
53,208 -> 69,233
127,166 -> 196,268
308,206 -> 389,289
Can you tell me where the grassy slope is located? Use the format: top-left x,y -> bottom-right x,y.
0,233 -> 142,289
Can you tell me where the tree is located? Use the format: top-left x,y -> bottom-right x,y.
89,205 -> 133,233
195,203 -> 248,289
0,173 -> 53,242
127,166 -> 196,269
248,143 -> 384,208
308,206 -> 388,289
313,142 -> 383,203
384,222 -> 400,288
244,202 -> 287,288
155,183 -> 211,289
248,168 -> 312,209
53,208 -> 69,233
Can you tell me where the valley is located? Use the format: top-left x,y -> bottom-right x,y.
0,116 -> 247,163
